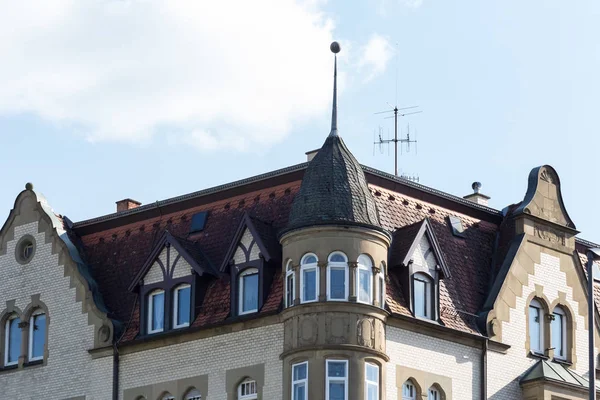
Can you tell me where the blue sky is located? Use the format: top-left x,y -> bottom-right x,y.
1,0 -> 598,243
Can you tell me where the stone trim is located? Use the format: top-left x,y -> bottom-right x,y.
395,365 -> 452,399
226,363 -> 265,400
123,373 -> 208,400
14,234 -> 36,265
0,301 -> 24,369
22,294 -> 50,366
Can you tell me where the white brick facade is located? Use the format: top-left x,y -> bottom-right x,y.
0,221 -> 113,400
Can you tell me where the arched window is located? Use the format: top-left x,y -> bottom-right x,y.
184,388 -> 202,400
551,306 -> 567,360
428,386 -> 440,400
529,298 -> 544,354
413,273 -> 433,319
300,254 -> 319,303
402,380 -> 416,400
239,268 -> 259,315
328,252 -> 349,301
378,263 -> 385,308
160,393 -> 174,400
357,255 -> 373,304
173,284 -> 191,329
285,260 -> 295,308
148,289 -> 165,334
4,314 -> 21,366
238,378 -> 258,399
28,309 -> 46,361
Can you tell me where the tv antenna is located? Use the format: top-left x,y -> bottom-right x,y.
373,105 -> 422,176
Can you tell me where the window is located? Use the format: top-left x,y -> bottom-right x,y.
413,273 -> 433,319
16,235 -> 35,264
4,315 -> 21,366
173,284 -> 191,329
365,363 -> 379,400
529,299 -> 544,354
286,260 -> 295,308
28,311 -> 46,361
326,360 -> 348,400
402,380 -> 416,400
428,387 -> 440,400
239,268 -> 259,315
552,306 -> 567,360
327,252 -> 348,301
357,255 -> 373,304
238,378 -> 257,399
378,267 -> 385,308
148,290 -> 165,334
292,362 -> 308,400
300,254 -> 319,303
184,388 -> 202,400
161,394 -> 175,400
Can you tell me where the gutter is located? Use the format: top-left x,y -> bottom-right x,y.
113,344 -> 119,400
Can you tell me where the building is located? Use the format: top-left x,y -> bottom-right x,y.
1,43 -> 599,400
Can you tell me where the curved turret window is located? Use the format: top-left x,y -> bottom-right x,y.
301,254 -> 319,303
357,255 -> 373,304
285,260 -> 295,308
327,252 -> 348,301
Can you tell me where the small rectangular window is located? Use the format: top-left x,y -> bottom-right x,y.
173,285 -> 191,329
365,363 -> 379,400
29,313 -> 46,361
286,272 -> 295,308
326,360 -> 348,400
413,275 -> 431,319
302,267 -> 318,302
240,270 -> 259,314
292,362 -> 308,400
148,291 -> 165,334
190,212 -> 208,233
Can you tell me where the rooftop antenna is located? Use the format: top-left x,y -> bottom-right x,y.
372,42 -> 422,176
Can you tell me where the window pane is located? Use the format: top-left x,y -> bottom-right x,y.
529,306 -> 541,353
303,255 -> 317,264
152,292 -> 164,331
287,274 -> 295,306
428,388 -> 439,400
31,314 -> 46,359
177,286 -> 191,326
303,269 -> 317,301
243,273 -> 259,312
330,268 -> 346,299
293,383 -> 306,400
328,361 -> 346,377
328,382 -> 345,400
552,313 -> 564,358
414,279 -> 426,317
8,318 -> 21,364
366,364 -> 378,381
330,253 -> 346,263
359,268 -> 371,303
367,384 -> 378,400
379,277 -> 385,307
293,363 -> 307,380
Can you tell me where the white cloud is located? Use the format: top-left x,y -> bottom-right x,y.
0,0 -> 337,151
358,34 -> 394,82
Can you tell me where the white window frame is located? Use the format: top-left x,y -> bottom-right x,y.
292,361 -> 308,400
327,252 -> 349,301
413,273 -> 433,319
184,388 -> 202,400
378,270 -> 385,309
326,359 -> 348,400
285,260 -> 296,308
552,306 -> 567,360
239,268 -> 259,315
28,310 -> 46,362
357,255 -> 373,305
529,298 -> 544,354
402,380 -> 416,400
4,315 -> 20,367
300,253 -> 319,304
428,386 -> 440,400
365,362 -> 379,400
238,378 -> 258,399
173,284 -> 191,329
147,289 -> 165,334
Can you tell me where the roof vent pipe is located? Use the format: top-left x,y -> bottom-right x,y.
463,182 -> 490,206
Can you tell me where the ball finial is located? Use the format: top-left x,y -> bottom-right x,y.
25,182 -> 34,190
330,41 -> 341,54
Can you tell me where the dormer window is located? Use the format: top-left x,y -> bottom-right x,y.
327,252 -> 348,301
357,254 -> 373,304
301,254 -> 319,303
239,268 -> 259,315
285,260 -> 295,308
413,273 -> 433,319
173,284 -> 191,329
148,290 -> 165,334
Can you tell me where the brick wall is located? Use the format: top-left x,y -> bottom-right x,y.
0,221 -> 113,400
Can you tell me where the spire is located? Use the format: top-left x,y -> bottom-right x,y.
329,41 -> 341,137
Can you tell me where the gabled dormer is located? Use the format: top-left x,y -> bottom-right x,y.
389,218 -> 450,322
220,212 -> 281,317
128,231 -> 217,336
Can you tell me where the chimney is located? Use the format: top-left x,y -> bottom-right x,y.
116,198 -> 142,213
305,149 -> 319,162
463,182 -> 490,206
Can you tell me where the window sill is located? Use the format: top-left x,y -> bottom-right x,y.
528,351 -> 549,360
552,358 -> 572,366
0,364 -> 18,372
24,359 -> 43,367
